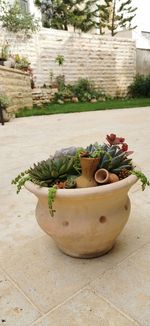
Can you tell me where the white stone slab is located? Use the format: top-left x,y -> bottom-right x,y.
0,269 -> 41,326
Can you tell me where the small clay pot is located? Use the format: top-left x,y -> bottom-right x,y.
95,169 -> 119,184
95,168 -> 109,184
76,157 -> 100,188
109,173 -> 119,183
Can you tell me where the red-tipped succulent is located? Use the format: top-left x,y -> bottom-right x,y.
106,133 -> 125,145
121,143 -> 128,152
106,133 -> 134,155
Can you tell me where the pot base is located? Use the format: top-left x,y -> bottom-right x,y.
57,242 -> 115,259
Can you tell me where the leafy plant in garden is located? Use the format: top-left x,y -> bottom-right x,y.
0,41 -> 9,60
55,54 -> 65,89
72,78 -> 105,102
0,0 -> 39,35
14,54 -> 34,86
54,86 -> 74,102
15,54 -> 30,69
55,55 -> 64,66
53,78 -> 105,103
0,93 -> 11,123
128,74 -> 150,98
0,94 -> 10,109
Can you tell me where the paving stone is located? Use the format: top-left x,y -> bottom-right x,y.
33,287 -> 138,326
0,189 -> 43,259
1,236 -> 108,314
91,243 -> 150,326
0,269 -> 41,326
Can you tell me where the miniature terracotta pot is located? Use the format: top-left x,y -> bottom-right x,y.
95,168 -> 119,184
76,157 -> 100,188
25,170 -> 138,259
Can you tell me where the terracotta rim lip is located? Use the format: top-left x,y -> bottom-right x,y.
25,164 -> 139,198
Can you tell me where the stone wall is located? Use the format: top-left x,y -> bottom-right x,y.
0,28 -> 136,97
32,88 -> 57,106
136,49 -> 150,76
0,66 -> 32,112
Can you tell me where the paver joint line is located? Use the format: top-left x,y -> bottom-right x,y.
0,265 -> 44,316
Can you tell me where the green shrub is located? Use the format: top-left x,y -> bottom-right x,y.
128,75 -> 150,98
15,54 -> 30,69
54,84 -> 74,102
0,41 -> 9,60
0,94 -> 10,108
53,78 -> 105,103
72,78 -> 104,102
55,55 -> 64,66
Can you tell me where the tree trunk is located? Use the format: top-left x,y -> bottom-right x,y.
111,0 -> 116,36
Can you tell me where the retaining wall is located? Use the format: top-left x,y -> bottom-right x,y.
0,66 -> 32,112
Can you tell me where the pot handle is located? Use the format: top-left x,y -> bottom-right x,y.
24,181 -> 48,198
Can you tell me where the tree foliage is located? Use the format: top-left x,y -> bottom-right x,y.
35,0 -> 97,32
97,0 -> 137,36
0,0 -> 39,35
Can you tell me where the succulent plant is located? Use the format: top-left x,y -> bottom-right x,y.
118,168 -> 130,180
64,177 -> 77,189
53,146 -> 78,158
12,155 -> 79,193
85,143 -> 103,158
48,187 -> 57,217
12,132 -> 149,218
29,155 -> 78,187
131,170 -> 150,191
83,140 -> 132,174
98,144 -> 133,173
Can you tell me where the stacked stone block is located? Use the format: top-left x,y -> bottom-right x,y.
0,28 -> 136,99
32,88 -> 57,106
0,66 -> 33,112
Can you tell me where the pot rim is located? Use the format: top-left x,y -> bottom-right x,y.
25,164 -> 139,198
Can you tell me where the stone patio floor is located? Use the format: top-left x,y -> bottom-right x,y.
0,107 -> 150,326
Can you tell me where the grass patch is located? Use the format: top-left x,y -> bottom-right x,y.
16,98 -> 150,118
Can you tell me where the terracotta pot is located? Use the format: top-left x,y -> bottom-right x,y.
25,171 -> 138,258
95,168 -> 119,184
76,157 -> 100,188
